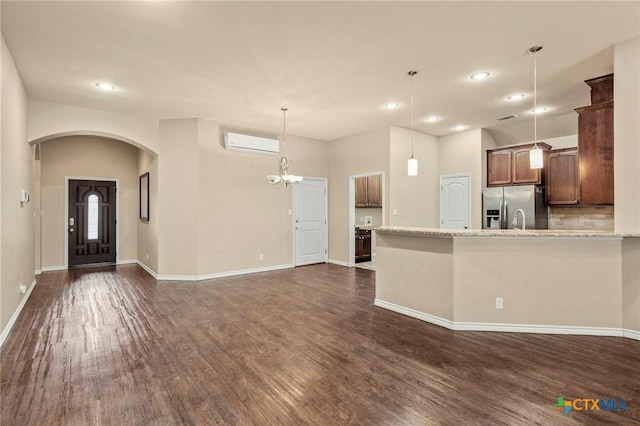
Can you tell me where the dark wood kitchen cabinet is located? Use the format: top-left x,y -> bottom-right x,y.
355,175 -> 382,207
575,74 -> 614,205
547,148 -> 578,205
487,143 -> 550,186
355,228 -> 372,263
487,148 -> 512,186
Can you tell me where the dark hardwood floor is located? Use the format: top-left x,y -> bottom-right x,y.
1,264 -> 639,425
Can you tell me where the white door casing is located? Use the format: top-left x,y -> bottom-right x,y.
293,178 -> 327,266
440,174 -> 470,229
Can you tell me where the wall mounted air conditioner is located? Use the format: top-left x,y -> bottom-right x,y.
224,132 -> 279,155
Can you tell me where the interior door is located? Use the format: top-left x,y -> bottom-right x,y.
440,175 -> 470,229
293,179 -> 327,266
68,179 -> 117,267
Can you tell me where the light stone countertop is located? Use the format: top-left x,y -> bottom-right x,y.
373,226 -> 640,238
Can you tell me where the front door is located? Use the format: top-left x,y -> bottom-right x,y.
440,174 -> 470,229
68,179 -> 117,267
293,179 -> 327,266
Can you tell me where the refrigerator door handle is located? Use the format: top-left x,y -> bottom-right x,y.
502,200 -> 508,229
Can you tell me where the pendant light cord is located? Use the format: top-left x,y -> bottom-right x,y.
533,52 -> 537,144
408,70 -> 417,158
529,46 -> 542,147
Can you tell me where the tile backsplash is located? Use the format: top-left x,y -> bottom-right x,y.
548,206 -> 614,231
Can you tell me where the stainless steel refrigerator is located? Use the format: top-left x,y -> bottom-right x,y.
482,185 -> 548,229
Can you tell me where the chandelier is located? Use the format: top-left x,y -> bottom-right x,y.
267,107 -> 303,186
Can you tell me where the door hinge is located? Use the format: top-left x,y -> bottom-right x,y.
325,249 -> 327,254
325,219 -> 327,224
115,219 -> 117,224
441,219 -> 444,224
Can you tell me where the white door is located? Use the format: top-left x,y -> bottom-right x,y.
440,175 -> 470,229
293,179 -> 327,266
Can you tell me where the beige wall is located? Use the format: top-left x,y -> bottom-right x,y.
614,37 -> 640,234
481,129 -> 498,191
389,126 -> 439,228
1,37 -> 35,336
156,118 -> 329,277
376,232 -> 629,332
622,238 -> 640,333
157,119 -> 199,276
438,129 -> 483,229
137,150 -> 158,273
328,126 -> 390,263
40,136 -> 140,268
355,207 -> 382,227
28,99 -> 159,154
376,233 -> 454,320
453,237 -> 622,327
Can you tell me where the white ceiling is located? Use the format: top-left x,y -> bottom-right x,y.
2,1 -> 639,145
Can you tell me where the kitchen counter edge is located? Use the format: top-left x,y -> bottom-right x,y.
373,226 -> 640,238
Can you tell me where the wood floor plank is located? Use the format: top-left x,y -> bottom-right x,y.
1,264 -> 639,425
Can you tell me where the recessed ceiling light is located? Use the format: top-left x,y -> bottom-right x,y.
470,72 -> 490,81
531,107 -> 548,114
425,116 -> 440,122
385,103 -> 399,109
95,82 -> 116,91
507,93 -> 526,101
453,124 -> 466,131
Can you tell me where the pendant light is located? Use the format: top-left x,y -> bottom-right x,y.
529,46 -> 544,169
266,108 -> 303,186
407,70 -> 418,176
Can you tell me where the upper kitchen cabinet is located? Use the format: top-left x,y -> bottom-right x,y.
487,143 -> 551,186
355,175 -> 382,207
547,148 -> 578,205
575,74 -> 614,205
487,148 -> 512,186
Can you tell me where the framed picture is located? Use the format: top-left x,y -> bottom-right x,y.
139,172 -> 150,221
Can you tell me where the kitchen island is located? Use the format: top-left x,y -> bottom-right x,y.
374,227 -> 640,340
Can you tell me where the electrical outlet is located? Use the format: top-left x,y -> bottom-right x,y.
19,283 -> 26,294
393,209 -> 398,216
259,254 -> 264,261
287,209 -> 292,216
146,253 -> 149,260
496,297 -> 504,309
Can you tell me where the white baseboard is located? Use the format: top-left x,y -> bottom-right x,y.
117,259 -> 138,265
0,278 -> 37,348
41,265 -> 65,272
623,328 -> 640,341
374,299 -> 455,330
374,298 -> 637,340
138,263 -> 294,281
454,322 -> 623,337
328,259 -> 351,267
136,260 -> 158,279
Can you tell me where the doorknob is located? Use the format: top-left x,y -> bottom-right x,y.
69,217 -> 75,226
69,228 -> 74,233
